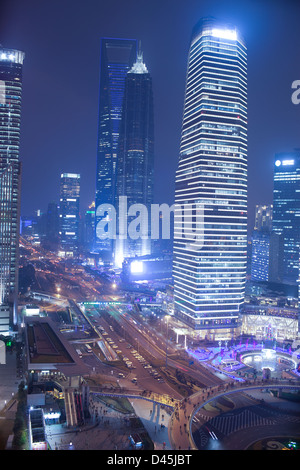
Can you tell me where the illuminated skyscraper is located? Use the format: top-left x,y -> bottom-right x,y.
95,38 -> 137,253
114,48 -> 154,266
59,173 -> 80,256
173,18 -> 248,337
254,204 -> 273,232
251,205 -> 273,282
0,47 -> 25,331
272,151 -> 300,284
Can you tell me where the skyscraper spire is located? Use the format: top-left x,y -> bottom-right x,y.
129,41 -> 148,74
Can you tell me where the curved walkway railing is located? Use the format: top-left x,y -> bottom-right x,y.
86,379 -> 300,450
89,386 -> 179,410
168,379 -> 300,450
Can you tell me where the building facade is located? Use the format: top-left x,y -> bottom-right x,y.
254,204 -> 273,232
59,173 -> 80,256
251,204 -> 272,282
95,38 -> 137,254
251,231 -> 271,282
272,152 -> 300,285
0,47 -> 25,331
173,18 -> 248,338
45,201 -> 59,247
114,49 -> 154,266
83,202 -> 95,251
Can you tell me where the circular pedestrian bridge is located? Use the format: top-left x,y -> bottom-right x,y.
168,380 -> 300,450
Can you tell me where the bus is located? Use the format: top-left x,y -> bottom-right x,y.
76,349 -> 82,358
85,344 -> 92,353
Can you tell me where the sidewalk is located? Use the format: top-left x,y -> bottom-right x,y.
130,398 -> 172,450
45,395 -> 172,450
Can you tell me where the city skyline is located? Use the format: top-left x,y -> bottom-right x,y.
0,1 -> 300,452
1,0 -> 299,234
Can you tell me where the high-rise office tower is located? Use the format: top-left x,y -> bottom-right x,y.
250,204 -> 283,283
114,48 -> 154,267
272,151 -> 300,284
251,205 -> 272,282
83,202 -> 95,251
45,201 -> 59,245
95,38 -> 137,253
254,204 -> 273,232
251,231 -> 270,282
59,173 -> 80,256
0,47 -> 25,331
173,18 -> 247,337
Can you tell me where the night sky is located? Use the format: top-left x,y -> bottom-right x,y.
1,0 -> 299,232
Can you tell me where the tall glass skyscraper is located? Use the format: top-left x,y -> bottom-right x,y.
114,48 -> 154,266
59,173 -> 80,256
251,205 -> 273,282
173,18 -> 247,337
254,204 -> 273,231
0,47 -> 25,330
95,38 -> 137,253
272,151 -> 300,285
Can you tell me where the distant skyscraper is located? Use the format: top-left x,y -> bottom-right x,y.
251,231 -> 270,282
45,201 -> 59,245
114,47 -> 154,266
95,38 -> 137,253
173,18 -> 247,336
59,173 -> 80,256
254,204 -> 273,232
250,205 -> 283,283
83,202 -> 95,251
272,151 -> 300,284
0,47 -> 25,330
251,204 -> 272,282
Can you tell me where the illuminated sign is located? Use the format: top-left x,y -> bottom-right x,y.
275,160 -> 281,167
282,159 -> 295,166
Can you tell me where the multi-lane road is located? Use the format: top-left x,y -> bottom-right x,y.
79,301 -> 223,394
20,239 -> 224,395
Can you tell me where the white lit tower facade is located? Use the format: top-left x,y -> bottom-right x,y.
173,18 -> 247,338
0,47 -> 25,332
